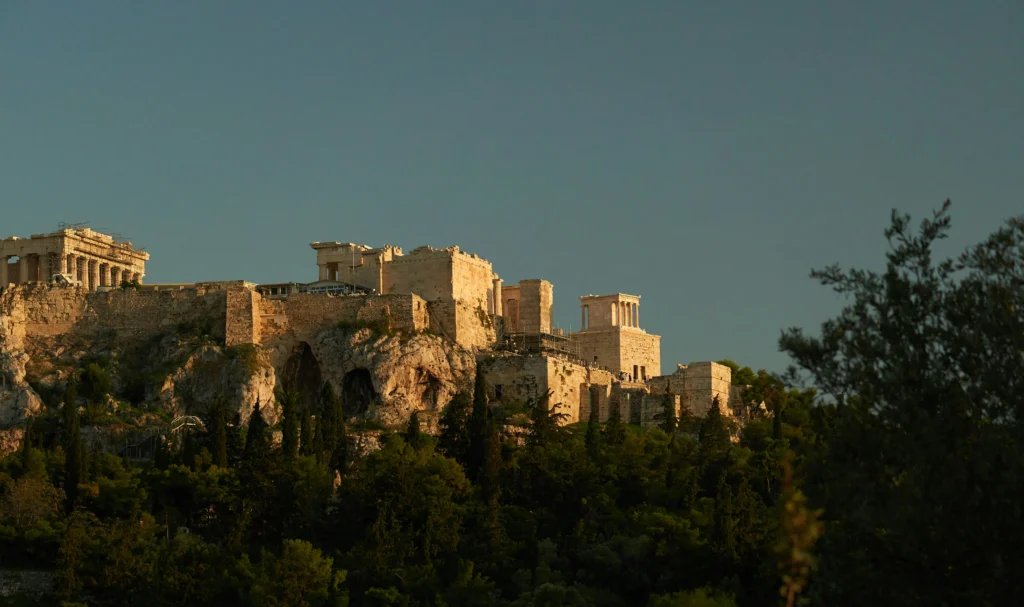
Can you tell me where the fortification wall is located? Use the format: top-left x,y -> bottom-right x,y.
383,252 -> 452,300
641,393 -> 681,429
451,253 -> 497,313
579,367 -> 616,422
258,292 -> 427,348
0,283 -> 230,342
648,361 -> 734,417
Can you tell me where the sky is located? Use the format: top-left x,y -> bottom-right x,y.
2,1 -> 1022,375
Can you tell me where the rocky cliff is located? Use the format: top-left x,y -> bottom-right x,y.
0,284 -> 475,455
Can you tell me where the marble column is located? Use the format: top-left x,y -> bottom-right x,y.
318,264 -> 329,281
19,257 -> 29,284
492,278 -> 503,317
635,304 -> 640,328
112,267 -> 122,287
0,256 -> 8,288
76,257 -> 87,284
87,260 -> 99,292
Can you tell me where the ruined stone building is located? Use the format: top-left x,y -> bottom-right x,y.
0,229 -> 756,445
1,228 -> 148,291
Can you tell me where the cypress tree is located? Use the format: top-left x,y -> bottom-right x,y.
62,381 -> 85,513
279,389 -> 300,459
479,417 -> 502,505
19,417 -> 34,474
734,476 -> 763,558
404,410 -> 423,448
182,431 -> 197,470
300,407 -> 314,456
528,392 -> 560,446
317,382 -> 346,472
61,379 -> 78,446
438,392 -> 472,464
712,474 -> 738,563
658,392 -> 678,435
226,411 -> 245,464
467,367 -> 490,478
699,396 -> 732,456
584,401 -> 601,458
243,399 -> 268,460
153,437 -> 170,470
603,405 -> 626,447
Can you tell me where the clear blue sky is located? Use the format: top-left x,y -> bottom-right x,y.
2,1 -> 1021,375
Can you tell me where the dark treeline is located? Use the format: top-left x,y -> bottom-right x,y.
1,202 -> 1022,606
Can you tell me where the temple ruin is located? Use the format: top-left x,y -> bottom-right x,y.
1,228 -> 148,291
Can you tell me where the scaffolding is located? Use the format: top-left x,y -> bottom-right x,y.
498,331 -> 582,361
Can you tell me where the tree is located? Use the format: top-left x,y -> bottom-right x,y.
467,365 -> 490,479
603,404 -> 626,447
711,474 -> 737,564
779,202 -> 1024,605
316,382 -> 346,472
698,397 -> 731,457
438,391 -> 472,464
62,380 -> 85,512
584,401 -> 601,458
299,406 -> 314,457
250,539 -> 338,607
527,391 -> 565,447
478,417 -> 502,505
209,396 -> 230,468
404,410 -> 423,448
244,400 -> 268,461
656,392 -> 678,435
279,388 -> 301,459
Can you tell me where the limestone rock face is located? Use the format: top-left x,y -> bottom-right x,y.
0,310 -> 44,430
303,328 -> 475,425
157,344 -> 278,425
0,427 -> 26,458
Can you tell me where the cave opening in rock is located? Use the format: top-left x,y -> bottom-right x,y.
342,368 -> 376,417
284,342 -> 322,412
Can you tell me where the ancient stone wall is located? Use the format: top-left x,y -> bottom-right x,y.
257,292 -> 427,349
451,252 -> 498,314
501,285 -> 521,333
648,361 -> 735,418
517,279 -> 553,334
1,282 -> 230,343
579,367 -> 616,422
640,393 -> 682,429
225,286 -> 260,347
617,330 -> 661,379
383,249 -> 453,301
573,330 -> 619,370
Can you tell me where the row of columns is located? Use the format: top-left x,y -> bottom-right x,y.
617,301 -> 639,328
0,253 -> 142,292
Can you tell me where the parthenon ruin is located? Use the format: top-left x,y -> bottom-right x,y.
1,228 -> 148,292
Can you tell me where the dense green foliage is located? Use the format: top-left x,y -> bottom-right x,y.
1,203 -> 1021,606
